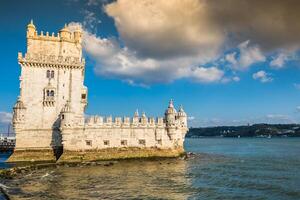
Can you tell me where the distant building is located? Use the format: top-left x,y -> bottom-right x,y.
9,21 -> 188,162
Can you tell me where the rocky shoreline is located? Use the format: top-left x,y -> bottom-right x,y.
0,151 -> 194,179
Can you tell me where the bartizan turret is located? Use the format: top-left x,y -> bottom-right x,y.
59,24 -> 72,40
12,96 -> 26,128
26,20 -> 36,38
177,105 -> 187,127
60,101 -> 73,127
165,99 -> 177,140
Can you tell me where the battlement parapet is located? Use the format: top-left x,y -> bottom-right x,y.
27,31 -> 81,43
18,52 -> 85,68
84,115 -> 167,128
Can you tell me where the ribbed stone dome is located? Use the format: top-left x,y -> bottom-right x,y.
14,97 -> 26,109
165,99 -> 177,115
177,105 -> 187,117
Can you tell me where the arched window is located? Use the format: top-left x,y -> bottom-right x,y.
46,90 -> 50,96
50,90 -> 54,96
46,70 -> 50,78
51,70 -> 54,78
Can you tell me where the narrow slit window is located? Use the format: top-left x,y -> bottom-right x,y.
104,140 -> 109,146
46,70 -> 50,78
51,70 -> 54,78
86,140 -> 92,146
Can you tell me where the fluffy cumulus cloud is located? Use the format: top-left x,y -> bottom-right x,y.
71,0 -> 300,85
0,112 -> 12,132
105,0 -> 224,60
0,112 -> 12,124
265,114 -> 296,124
69,21 -> 225,85
225,40 -> 266,70
252,71 -> 273,83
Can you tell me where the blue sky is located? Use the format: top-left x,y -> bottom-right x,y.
0,0 -> 300,131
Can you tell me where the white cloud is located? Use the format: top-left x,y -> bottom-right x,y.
294,83 -> 300,90
252,70 -> 273,83
225,52 -> 237,66
0,112 -> 12,124
68,22 -> 225,85
232,76 -> 240,82
238,40 -> 266,70
105,0 -> 224,60
270,52 -> 289,69
265,114 -> 295,124
82,10 -> 101,33
270,51 -> 298,69
188,116 -> 195,121
224,41 -> 266,70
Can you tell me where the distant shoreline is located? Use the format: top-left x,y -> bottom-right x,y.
187,123 -> 300,138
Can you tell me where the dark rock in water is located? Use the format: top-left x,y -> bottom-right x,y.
103,162 -> 114,167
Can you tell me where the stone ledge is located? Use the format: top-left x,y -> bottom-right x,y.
6,149 -> 56,163
58,147 -> 185,163
6,147 -> 185,163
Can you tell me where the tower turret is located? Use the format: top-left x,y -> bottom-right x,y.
12,97 -> 26,127
165,99 -> 177,140
60,101 -> 73,127
133,109 -> 139,124
26,19 -> 36,38
59,24 -> 71,40
165,99 -> 177,126
177,105 -> 187,127
74,29 -> 82,44
141,112 -> 148,125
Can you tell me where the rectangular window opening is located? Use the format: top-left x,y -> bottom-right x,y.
104,140 -> 110,146
139,139 -> 146,146
121,140 -> 127,146
86,140 -> 92,146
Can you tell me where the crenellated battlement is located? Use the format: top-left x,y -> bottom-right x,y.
25,20 -> 82,60
84,115 -> 166,128
26,20 -> 82,44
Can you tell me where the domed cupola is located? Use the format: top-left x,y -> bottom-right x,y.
165,99 -> 177,115
177,105 -> 187,117
14,97 -> 26,110
60,101 -> 73,127
13,96 -> 26,124
59,24 -> 71,40
165,99 -> 177,126
26,19 -> 36,37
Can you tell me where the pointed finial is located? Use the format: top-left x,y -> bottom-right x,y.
142,112 -> 146,118
179,104 -> 184,112
169,99 -> 174,108
134,109 -> 139,117
30,19 -> 33,24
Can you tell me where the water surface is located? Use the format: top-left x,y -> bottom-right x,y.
1,138 -> 300,199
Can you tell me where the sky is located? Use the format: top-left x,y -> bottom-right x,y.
0,0 -> 300,132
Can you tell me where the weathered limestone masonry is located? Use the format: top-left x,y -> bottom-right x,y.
8,21 -> 188,163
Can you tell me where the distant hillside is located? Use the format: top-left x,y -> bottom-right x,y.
187,124 -> 300,138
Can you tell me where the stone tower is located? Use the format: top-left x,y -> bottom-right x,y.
10,20 -> 87,161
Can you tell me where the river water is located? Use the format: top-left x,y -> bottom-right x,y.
1,138 -> 300,199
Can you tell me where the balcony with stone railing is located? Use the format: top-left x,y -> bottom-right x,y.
18,52 -> 85,68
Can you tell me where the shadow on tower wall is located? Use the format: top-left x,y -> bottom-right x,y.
51,118 -> 63,160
